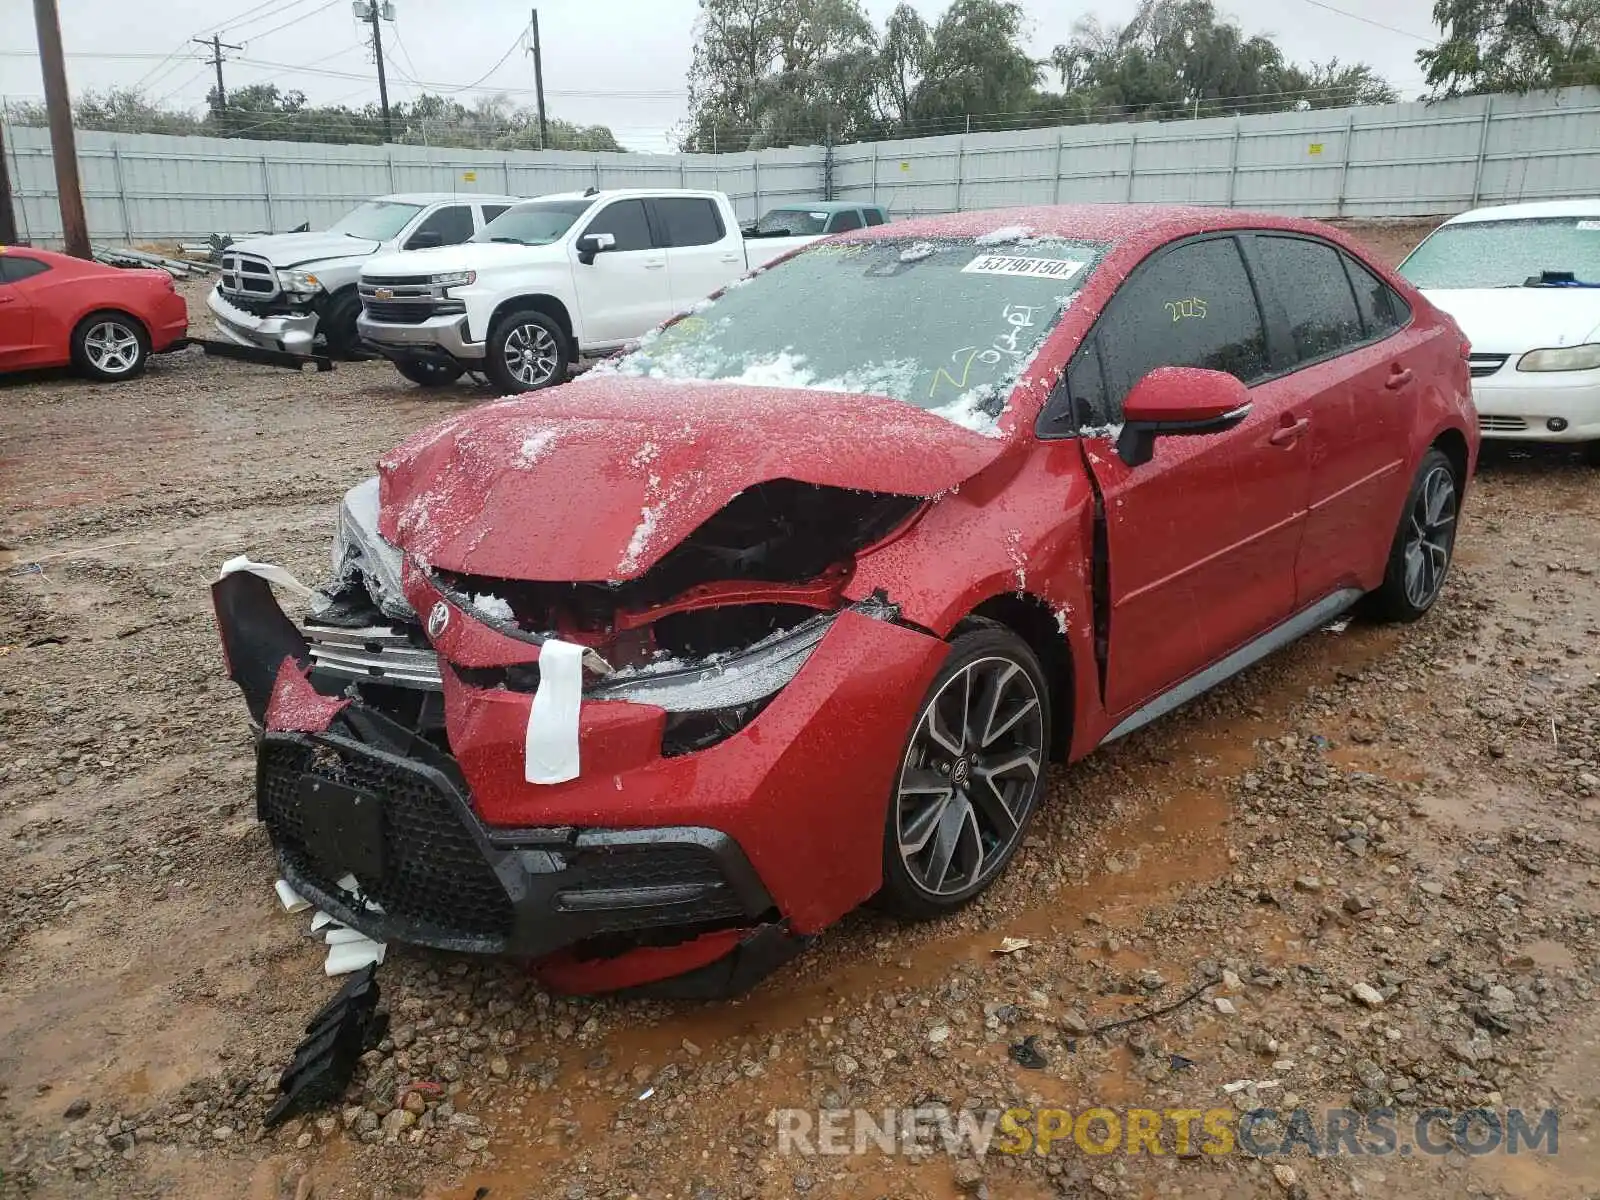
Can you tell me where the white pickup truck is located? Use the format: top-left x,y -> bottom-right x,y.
208,192 -> 521,358
355,188 -> 820,391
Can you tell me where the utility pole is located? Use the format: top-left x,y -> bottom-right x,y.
193,34 -> 242,118
528,9 -> 548,150
31,0 -> 89,258
354,1 -> 394,143
0,102 -> 19,244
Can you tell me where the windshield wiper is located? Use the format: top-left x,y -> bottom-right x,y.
487,236 -> 529,244
1523,270 -> 1600,287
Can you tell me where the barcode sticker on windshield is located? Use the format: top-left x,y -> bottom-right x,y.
1577,220 -> 1600,231
964,254 -> 1086,280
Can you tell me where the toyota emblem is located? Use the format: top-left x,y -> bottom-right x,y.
427,601 -> 450,640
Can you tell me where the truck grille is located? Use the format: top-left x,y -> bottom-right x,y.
1469,354 -> 1509,378
305,623 -> 441,690
219,251 -> 279,300
259,736 -> 516,943
359,276 -> 444,324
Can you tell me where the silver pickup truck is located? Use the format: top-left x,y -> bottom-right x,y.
207,192 -> 520,358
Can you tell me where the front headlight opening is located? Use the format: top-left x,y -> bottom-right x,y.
662,696 -> 778,757
1516,343 -> 1600,372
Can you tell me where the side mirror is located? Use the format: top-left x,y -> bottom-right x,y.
1116,366 -> 1251,467
406,229 -> 443,249
576,232 -> 616,265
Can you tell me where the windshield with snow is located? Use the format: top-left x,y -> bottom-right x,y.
612,236 -> 1109,431
328,200 -> 423,241
1399,217 -> 1600,288
752,208 -> 829,236
475,199 -> 594,245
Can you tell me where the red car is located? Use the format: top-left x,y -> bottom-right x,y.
214,205 -> 1477,997
0,245 -> 188,380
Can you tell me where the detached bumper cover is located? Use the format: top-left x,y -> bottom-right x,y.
208,288 -> 319,356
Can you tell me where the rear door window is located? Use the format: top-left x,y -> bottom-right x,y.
863,208 -> 886,227
583,199 -> 654,252
1096,237 -> 1269,418
479,203 -> 511,225
1252,236 -> 1365,362
828,210 -> 864,233
652,197 -> 726,247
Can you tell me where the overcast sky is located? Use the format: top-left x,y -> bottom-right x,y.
1,0 -> 1442,152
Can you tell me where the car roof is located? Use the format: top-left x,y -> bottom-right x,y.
1443,199 -> 1600,224
515,189 -> 727,204
768,201 -> 882,213
377,192 -> 523,205
834,204 -> 1357,249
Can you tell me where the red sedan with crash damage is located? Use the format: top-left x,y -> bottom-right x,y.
214,205 -> 1477,997
0,246 -> 189,380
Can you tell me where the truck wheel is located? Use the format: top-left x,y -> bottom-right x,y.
486,310 -> 569,394
319,289 -> 364,359
72,311 -> 150,381
394,358 -> 464,388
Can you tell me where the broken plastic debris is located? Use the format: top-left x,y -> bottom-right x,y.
309,910 -> 337,933
216,555 -> 315,600
1323,615 -> 1353,634
264,964 -> 387,1128
994,937 -> 1033,955
524,638 -> 584,785
638,1086 -> 656,1101
324,926 -> 374,946
325,936 -> 387,976
1008,1034 -> 1049,1070
275,879 -> 310,914
1221,1079 -> 1279,1094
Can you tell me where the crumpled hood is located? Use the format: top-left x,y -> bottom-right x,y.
229,231 -> 380,267
1422,287 -> 1600,353
377,376 -> 1009,581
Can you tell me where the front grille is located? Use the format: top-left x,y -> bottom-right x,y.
361,300 -> 436,324
1478,414 -> 1528,432
259,738 -> 514,942
359,276 -> 446,325
1469,354 -> 1509,378
220,251 -> 278,300
305,623 -> 441,690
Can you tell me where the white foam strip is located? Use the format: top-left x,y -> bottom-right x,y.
275,879 -> 310,914
310,910 -> 338,932
524,637 -> 583,785
324,926 -> 373,946
325,937 -> 386,976
217,554 -> 316,600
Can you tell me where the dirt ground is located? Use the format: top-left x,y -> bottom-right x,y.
3,221 -> 1600,1200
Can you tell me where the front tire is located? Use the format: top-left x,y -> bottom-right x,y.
877,623 -> 1051,920
393,357 -> 464,388
1369,447 -> 1459,623
72,311 -> 149,381
485,310 -> 569,395
318,289 -> 364,359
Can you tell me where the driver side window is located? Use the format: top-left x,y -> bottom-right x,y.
1096,237 -> 1269,423
581,199 -> 653,252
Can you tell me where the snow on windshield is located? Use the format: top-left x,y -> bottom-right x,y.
1400,217 -> 1600,288
328,200 -> 422,241
597,237 -> 1108,436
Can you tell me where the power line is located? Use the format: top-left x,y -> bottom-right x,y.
239,0 -> 345,48
1293,0 -> 1436,42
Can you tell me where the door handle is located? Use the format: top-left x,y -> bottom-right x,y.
1269,417 -> 1310,446
0,295 -> 13,304
719,253 -> 741,263
1385,367 -> 1414,390
644,259 -> 666,270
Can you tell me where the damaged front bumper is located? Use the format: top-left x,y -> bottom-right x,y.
208,287 -> 320,356
212,568 -> 945,994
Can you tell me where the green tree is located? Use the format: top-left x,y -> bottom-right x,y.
910,0 -> 1041,132
1418,0 -> 1600,95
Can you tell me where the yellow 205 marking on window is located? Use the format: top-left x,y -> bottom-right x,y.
1163,297 -> 1208,322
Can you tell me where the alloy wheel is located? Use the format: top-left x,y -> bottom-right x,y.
83,320 -> 141,375
503,323 -> 559,387
1403,464 -> 1457,609
895,656 -> 1045,898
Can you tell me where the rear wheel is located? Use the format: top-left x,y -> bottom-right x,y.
1369,447 -> 1459,623
72,311 -> 149,381
877,624 -> 1051,920
393,357 -> 464,388
485,309 -> 569,395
